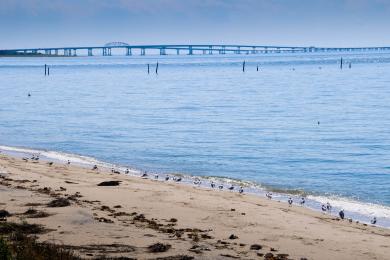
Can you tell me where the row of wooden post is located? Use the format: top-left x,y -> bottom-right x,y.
340,58 -> 352,69
44,64 -> 50,76
147,62 -> 159,74
44,58 -> 351,76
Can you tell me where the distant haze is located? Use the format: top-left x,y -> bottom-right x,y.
1,0 -> 390,49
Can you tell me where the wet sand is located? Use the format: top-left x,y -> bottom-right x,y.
1,153 -> 389,259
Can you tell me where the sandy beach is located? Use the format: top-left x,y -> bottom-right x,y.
0,153 -> 389,260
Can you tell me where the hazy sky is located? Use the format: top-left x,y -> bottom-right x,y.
1,0 -> 390,49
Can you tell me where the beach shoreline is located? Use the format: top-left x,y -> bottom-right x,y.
1,144 -> 389,229
1,152 -> 390,259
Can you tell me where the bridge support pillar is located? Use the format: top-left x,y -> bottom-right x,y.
126,48 -> 132,56
141,48 -> 145,55
160,48 -> 166,55
88,48 -> 93,56
55,49 -> 58,55
103,48 -> 110,56
176,49 -> 180,55
73,49 -> 77,56
188,46 -> 193,55
209,46 -> 212,55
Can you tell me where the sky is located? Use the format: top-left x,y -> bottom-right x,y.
1,0 -> 390,49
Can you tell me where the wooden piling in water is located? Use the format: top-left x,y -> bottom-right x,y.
47,66 -> 50,76
243,61 -> 246,72
148,64 -> 150,74
44,64 -> 47,76
349,62 -> 351,69
155,62 -> 159,74
257,64 -> 259,71
340,57 -> 343,69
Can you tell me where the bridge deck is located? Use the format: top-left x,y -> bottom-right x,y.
1,44 -> 389,56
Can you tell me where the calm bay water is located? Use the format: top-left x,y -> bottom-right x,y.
1,52 -> 390,219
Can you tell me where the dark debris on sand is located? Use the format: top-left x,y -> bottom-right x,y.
153,256 -> 194,260
228,234 -> 238,240
148,242 -> 172,253
47,197 -> 71,207
0,209 -> 11,219
250,244 -> 262,250
263,252 -> 292,260
0,221 -> 46,235
23,208 -> 51,218
97,181 -> 121,186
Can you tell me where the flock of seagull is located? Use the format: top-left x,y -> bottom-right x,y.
22,154 -> 377,226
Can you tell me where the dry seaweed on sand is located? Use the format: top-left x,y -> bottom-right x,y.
148,242 -> 172,253
47,197 -> 71,207
23,208 -> 51,218
0,230 -> 80,260
0,221 -> 46,235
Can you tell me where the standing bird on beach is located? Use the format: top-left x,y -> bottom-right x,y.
193,178 -> 201,185
339,209 -> 345,219
288,197 -> 293,206
154,174 -> 159,179
326,202 -> 332,213
300,197 -> 305,206
125,169 -> 129,174
228,185 -> 234,191
67,160 -> 71,165
321,204 -> 327,212
218,184 -> 223,190
211,181 -> 215,188
371,217 -> 377,225
165,175 -> 169,181
266,192 -> 272,199
141,172 -> 148,178
239,186 -> 244,194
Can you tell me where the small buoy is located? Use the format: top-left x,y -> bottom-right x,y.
28,93 -> 31,97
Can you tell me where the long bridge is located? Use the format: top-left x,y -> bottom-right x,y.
1,42 -> 390,56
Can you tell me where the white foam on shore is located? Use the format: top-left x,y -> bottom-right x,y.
0,145 -> 141,175
0,145 -> 100,166
308,195 -> 390,219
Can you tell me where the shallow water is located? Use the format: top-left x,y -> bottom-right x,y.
1,52 -> 390,224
